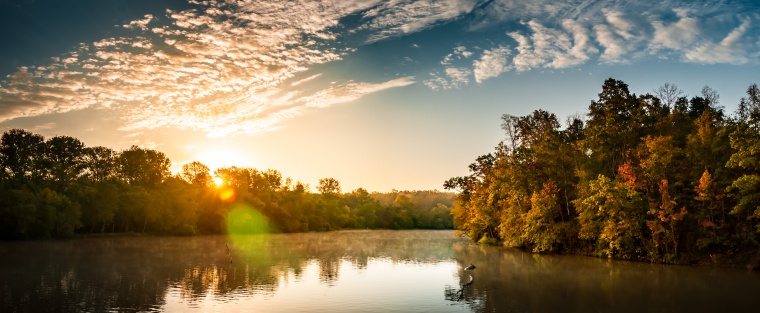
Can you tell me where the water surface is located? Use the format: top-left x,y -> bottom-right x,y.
1,230 -> 759,312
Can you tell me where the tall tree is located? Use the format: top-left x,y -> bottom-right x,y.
42,136 -> 87,191
0,129 -> 44,184
116,146 -> 171,188
84,146 -> 117,182
180,161 -> 212,187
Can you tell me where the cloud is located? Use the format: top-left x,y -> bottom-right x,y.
473,46 -> 511,82
301,77 -> 416,109
291,74 -> 323,87
685,18 -> 752,64
509,20 -> 597,71
423,67 -> 470,90
425,45 -> 475,89
362,0 -> 479,43
593,10 -> 648,63
441,45 -> 473,65
444,67 -> 471,87
123,14 -> 154,30
650,8 -> 699,51
0,0 -> 423,137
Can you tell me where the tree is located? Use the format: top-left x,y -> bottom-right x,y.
654,83 -> 683,107
84,146 -> 117,182
0,129 -> 44,184
583,78 -> 644,178
41,136 -> 87,191
180,161 -> 212,187
317,177 -> 341,195
116,146 -> 171,188
574,174 -> 647,259
646,180 -> 687,262
523,181 -> 569,253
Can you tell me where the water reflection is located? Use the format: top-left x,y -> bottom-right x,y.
0,230 -> 466,313
452,242 -> 760,313
2,231 -> 760,313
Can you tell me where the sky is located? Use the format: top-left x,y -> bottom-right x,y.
1,0 -> 759,193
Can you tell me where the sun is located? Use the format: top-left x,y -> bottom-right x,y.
213,176 -> 225,187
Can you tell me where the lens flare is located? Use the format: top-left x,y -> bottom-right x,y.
225,204 -> 279,265
219,188 -> 235,202
226,204 -> 271,235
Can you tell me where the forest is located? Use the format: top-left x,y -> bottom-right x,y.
445,78 -> 760,266
0,131 -> 454,239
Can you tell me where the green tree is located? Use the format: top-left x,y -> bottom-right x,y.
0,129 -> 44,184
117,146 -> 171,188
179,161 -> 211,187
523,181 -> 571,253
84,146 -> 117,182
41,135 -> 87,191
574,174 -> 646,259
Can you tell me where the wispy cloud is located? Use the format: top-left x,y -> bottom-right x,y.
361,0 -> 479,43
301,77 -> 416,109
685,18 -> 753,64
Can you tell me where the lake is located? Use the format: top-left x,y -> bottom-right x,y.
1,230 -> 759,312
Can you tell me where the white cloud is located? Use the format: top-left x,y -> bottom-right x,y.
650,8 -> 699,51
291,74 -> 323,87
301,77 -> 416,109
685,19 -> 752,64
506,20 -> 597,72
441,45 -> 472,65
362,0 -> 479,43
123,14 -> 154,30
473,45 -> 511,82
562,19 -> 598,64
593,24 -> 628,63
423,74 -> 449,91
593,11 -> 647,63
444,67 -> 471,87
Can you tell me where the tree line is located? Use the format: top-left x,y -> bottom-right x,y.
0,130 -> 454,239
445,78 -> 760,266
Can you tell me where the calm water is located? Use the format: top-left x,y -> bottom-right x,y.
1,230 -> 759,313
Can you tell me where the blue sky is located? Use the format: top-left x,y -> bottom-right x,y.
1,0 -> 759,192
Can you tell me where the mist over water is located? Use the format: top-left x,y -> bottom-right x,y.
1,230 -> 759,312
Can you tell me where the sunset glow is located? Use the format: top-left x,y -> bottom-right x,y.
194,147 -> 257,175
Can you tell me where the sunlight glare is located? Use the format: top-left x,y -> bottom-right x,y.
213,176 -> 225,187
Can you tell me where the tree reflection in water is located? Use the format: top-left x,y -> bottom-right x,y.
0,230 -> 464,313
450,241 -> 760,313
